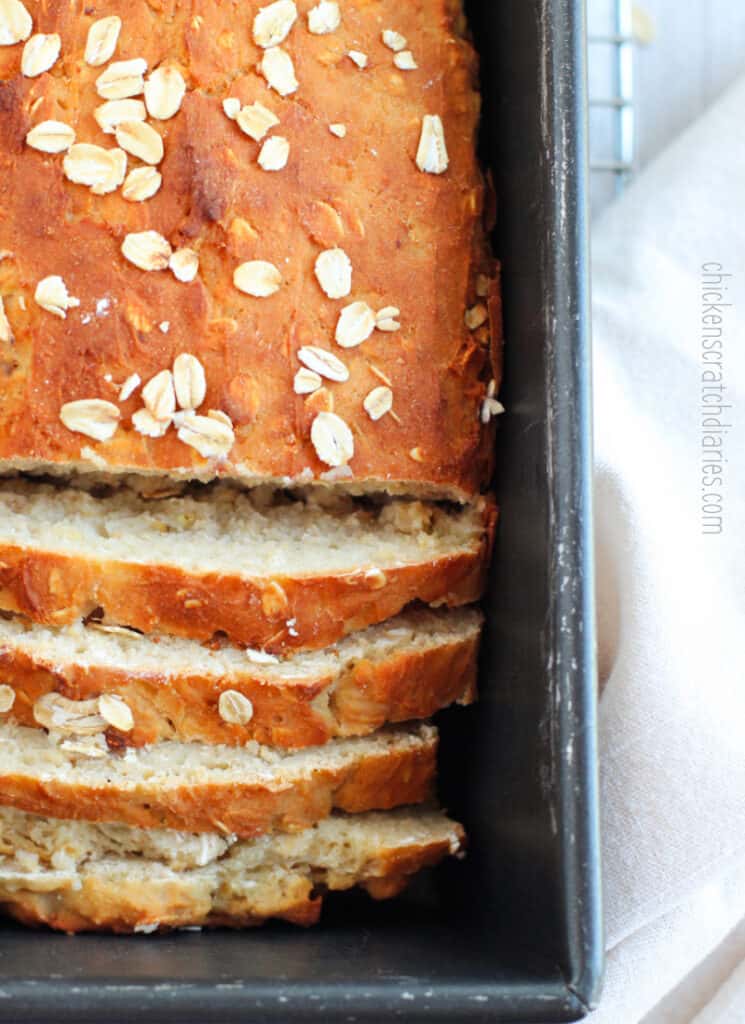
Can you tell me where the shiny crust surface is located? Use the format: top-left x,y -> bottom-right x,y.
0,1 -> 501,500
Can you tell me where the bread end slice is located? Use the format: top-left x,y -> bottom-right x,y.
0,806 -> 464,934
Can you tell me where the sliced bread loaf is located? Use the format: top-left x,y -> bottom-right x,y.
0,607 -> 480,749
0,806 -> 464,933
0,722 -> 436,836
0,480 -> 494,650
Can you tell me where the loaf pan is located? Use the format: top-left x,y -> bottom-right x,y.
0,1 -> 602,1019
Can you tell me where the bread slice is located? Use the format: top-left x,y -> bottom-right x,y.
0,606 -> 480,750
0,805 -> 464,934
0,480 -> 494,651
0,722 -> 436,836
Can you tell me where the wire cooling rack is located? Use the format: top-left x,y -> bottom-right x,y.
588,0 -> 635,210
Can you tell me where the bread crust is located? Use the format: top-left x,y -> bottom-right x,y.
0,732 -> 437,836
0,1 -> 500,501
0,500 -> 495,651
0,833 -> 460,934
0,619 -> 480,749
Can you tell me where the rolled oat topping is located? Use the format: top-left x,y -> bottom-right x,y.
208,409 -> 233,428
315,247 -> 352,299
119,373 -> 141,401
63,143 -> 127,195
26,120 -> 75,153
34,275 -> 80,318
375,306 -> 401,332
481,379 -> 504,423
394,50 -> 417,70
60,399 -> 120,442
382,29 -> 407,52
363,385 -> 393,421
307,1 -> 340,34
94,99 -> 147,135
115,120 -> 164,165
169,248 -> 199,283
122,166 -> 162,202
258,135 -> 290,171
33,693 -> 107,735
218,690 -> 254,725
335,301 -> 376,348
233,260 -> 282,297
173,353 -> 207,410
95,58 -> 148,101
21,33 -> 60,77
175,410 -> 235,459
348,50 -> 368,69
0,296 -> 11,343
252,0 -> 297,49
144,65 -> 187,120
236,101 -> 280,142
464,304 -> 488,330
121,231 -> 172,272
481,398 -> 504,424
222,97 -> 241,120
0,0 -> 31,46
84,15 -> 121,66
311,411 -> 354,467
416,115 -> 449,175
142,369 -> 176,422
260,46 -> 298,96
132,407 -> 169,438
294,367 -> 322,394
98,694 -> 135,732
298,345 -> 349,382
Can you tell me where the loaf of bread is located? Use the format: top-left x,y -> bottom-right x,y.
0,606 -> 480,749
0,479 -> 494,650
0,0 -> 500,501
0,0 -> 499,933
0,805 -> 464,933
0,721 -> 437,834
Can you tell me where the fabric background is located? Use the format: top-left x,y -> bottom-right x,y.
589,74 -> 745,1022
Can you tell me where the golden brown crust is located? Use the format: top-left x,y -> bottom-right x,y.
0,1 -> 499,500
0,734 -> 437,836
1,884 -> 323,935
0,619 -> 479,749
0,498 -> 495,651
0,834 -> 459,934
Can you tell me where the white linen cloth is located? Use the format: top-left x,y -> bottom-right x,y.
589,74 -> 745,1022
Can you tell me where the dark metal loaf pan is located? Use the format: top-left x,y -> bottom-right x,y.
0,1 -> 601,1019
